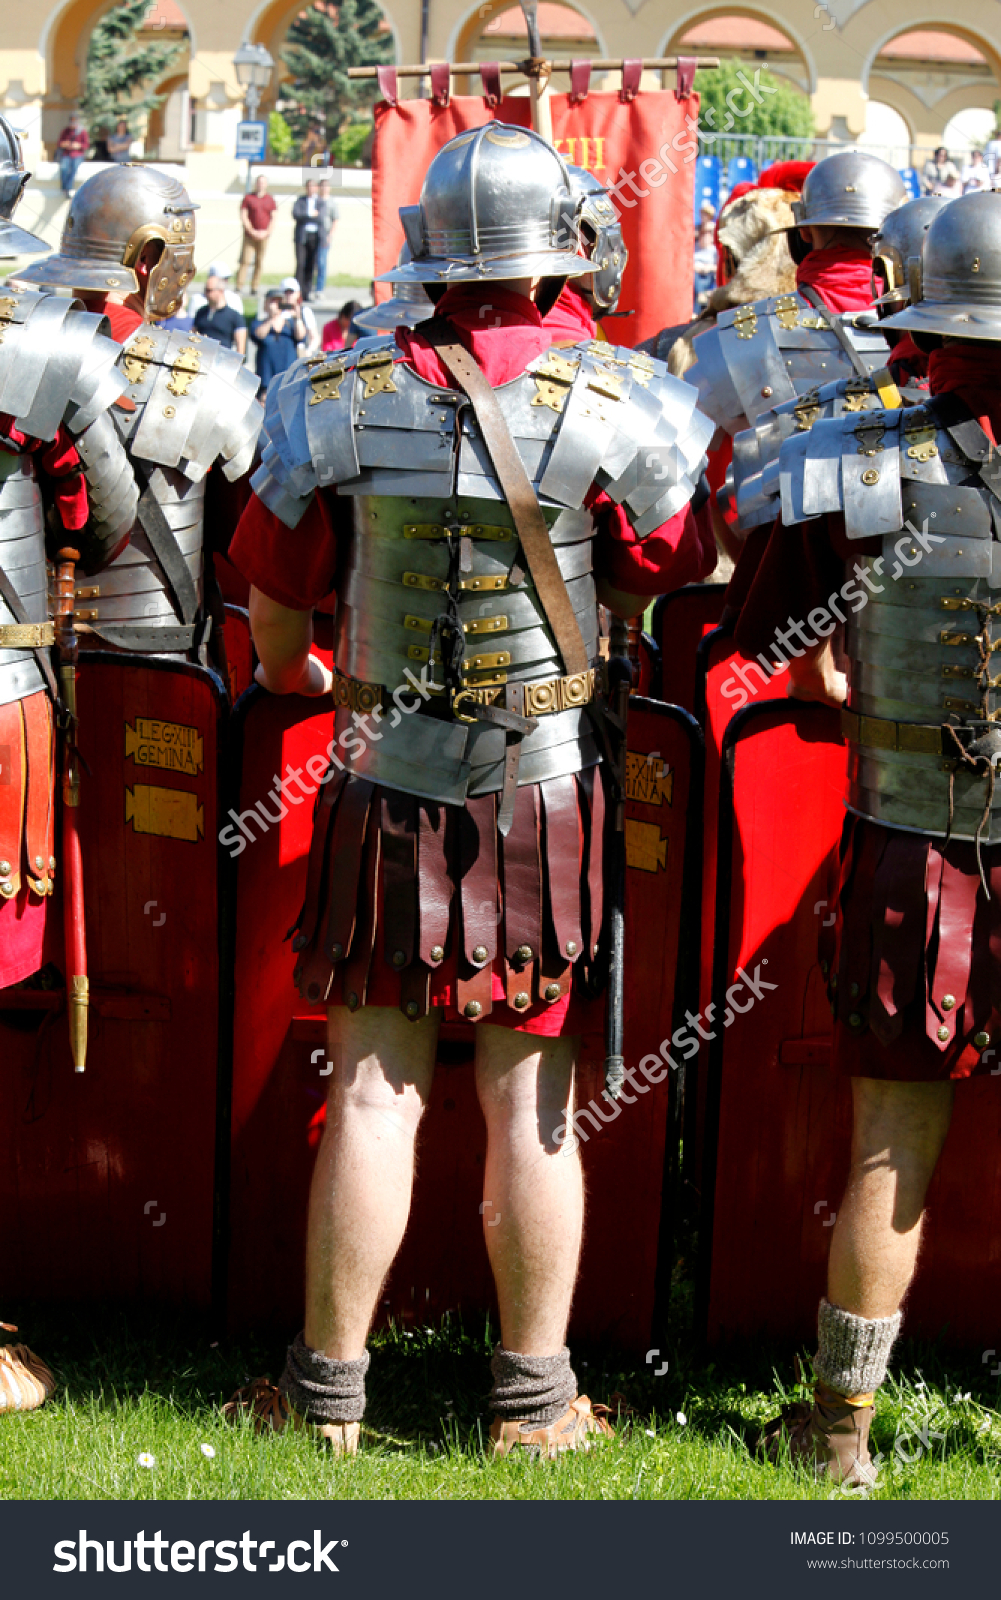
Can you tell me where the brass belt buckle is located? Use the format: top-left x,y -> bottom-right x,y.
452,687 -> 480,724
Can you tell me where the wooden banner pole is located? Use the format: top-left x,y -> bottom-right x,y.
348,56 -> 719,80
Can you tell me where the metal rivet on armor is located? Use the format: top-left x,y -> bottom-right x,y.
106,277 -> 119,286
861,469 -> 879,486
544,983 -> 562,1003
48,857 -> 56,870
0,860 -> 10,876
937,1025 -> 949,1042
975,1031 -> 991,1049
158,278 -> 168,290
430,945 -> 444,963
464,1000 -> 483,1019
761,386 -> 772,398
330,943 -> 344,962
347,990 -> 360,1010
163,406 -> 175,418
405,1000 -> 420,1020
849,981 -> 859,998
167,300 -> 177,313
392,949 -> 406,967
472,944 -> 488,964
941,994 -> 956,1011
34,856 -> 43,870
513,993 -> 531,1010
972,257 -> 981,272
515,944 -> 533,963
848,1012 -> 862,1028
565,940 -> 578,957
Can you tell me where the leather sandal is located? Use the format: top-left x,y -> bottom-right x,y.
490,1395 -> 615,1459
223,1376 -> 359,1454
758,1380 -> 878,1488
0,1323 -> 56,1413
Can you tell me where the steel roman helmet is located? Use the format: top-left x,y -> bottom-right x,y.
883,190 -> 1001,341
381,124 -> 592,285
870,194 -> 947,312
17,164 -> 198,318
0,114 -> 47,257
567,165 -> 627,314
791,150 -> 906,232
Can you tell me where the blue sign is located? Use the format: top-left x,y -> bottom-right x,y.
236,120 -> 267,161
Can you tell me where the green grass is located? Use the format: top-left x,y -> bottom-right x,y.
2,1304 -> 1000,1500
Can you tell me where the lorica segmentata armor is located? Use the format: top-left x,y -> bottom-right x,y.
253,335 -> 711,803
779,395 -> 1001,842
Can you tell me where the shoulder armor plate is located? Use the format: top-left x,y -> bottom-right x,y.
117,325 -> 262,480
0,287 -> 128,443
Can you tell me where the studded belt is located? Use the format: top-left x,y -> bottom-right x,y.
332,666 -> 601,721
842,708 -> 995,756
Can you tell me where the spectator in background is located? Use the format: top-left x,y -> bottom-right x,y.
106,118 -> 132,162
56,113 -> 89,196
237,173 -> 277,294
962,148 -> 992,192
315,178 -> 340,296
321,298 -> 362,352
193,275 -> 247,355
693,198 -> 716,313
922,146 -> 960,195
250,287 -> 305,393
279,276 -> 319,354
188,262 -> 244,320
292,178 -> 323,300
985,127 -> 1001,179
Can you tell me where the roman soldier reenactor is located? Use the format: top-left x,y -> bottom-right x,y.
223,125 -> 715,1454
18,165 -> 263,667
0,115 -> 138,1412
737,190 -> 1001,1484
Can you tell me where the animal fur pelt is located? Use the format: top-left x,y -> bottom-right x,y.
639,187 -> 798,376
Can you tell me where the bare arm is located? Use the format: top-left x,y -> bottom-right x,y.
233,325 -> 247,357
786,637 -> 847,708
250,586 -> 332,696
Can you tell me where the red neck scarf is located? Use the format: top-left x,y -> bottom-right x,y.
542,282 -> 596,346
796,245 -> 874,314
396,285 -> 550,387
928,344 -> 1001,445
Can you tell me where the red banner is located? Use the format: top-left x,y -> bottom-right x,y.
371,87 -> 698,348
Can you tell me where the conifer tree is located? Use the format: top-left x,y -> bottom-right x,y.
79,0 -> 182,138
279,0 -> 392,153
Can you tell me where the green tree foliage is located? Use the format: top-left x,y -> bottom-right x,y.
268,110 -> 295,161
79,0 -> 183,138
694,58 -> 814,142
279,0 -> 392,155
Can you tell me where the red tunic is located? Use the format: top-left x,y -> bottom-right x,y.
230,287 -> 713,1034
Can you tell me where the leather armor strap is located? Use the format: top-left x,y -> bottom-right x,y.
541,775 -> 584,965
420,321 -> 591,680
797,287 -> 871,381
417,801 -> 451,967
501,780 -> 542,968
0,559 -> 59,704
0,698 -> 25,897
458,793 -> 497,1022
133,462 -> 199,627
381,789 -> 418,972
841,709 -> 947,756
22,691 -> 54,897
83,618 -> 210,655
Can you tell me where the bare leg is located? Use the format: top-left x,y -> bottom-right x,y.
303,1006 -> 439,1359
474,1026 -> 582,1355
827,1077 -> 954,1319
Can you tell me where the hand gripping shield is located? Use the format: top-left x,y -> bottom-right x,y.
382,125 -> 594,286
16,165 -> 198,320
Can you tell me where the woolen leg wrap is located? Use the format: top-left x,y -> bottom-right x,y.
278,1332 -> 370,1424
489,1345 -> 577,1428
815,1298 -> 901,1397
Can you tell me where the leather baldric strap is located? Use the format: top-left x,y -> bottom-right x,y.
798,286 -> 871,382
0,560 -> 59,703
133,461 -> 199,627
420,321 -> 590,680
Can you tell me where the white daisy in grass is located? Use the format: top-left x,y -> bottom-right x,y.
200,1443 -> 216,1459
676,1412 -> 687,1426
137,1452 -> 156,1469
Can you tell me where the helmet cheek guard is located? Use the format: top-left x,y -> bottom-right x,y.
129,212 -> 197,320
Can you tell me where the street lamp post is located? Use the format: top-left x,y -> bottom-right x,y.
233,42 -> 274,173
